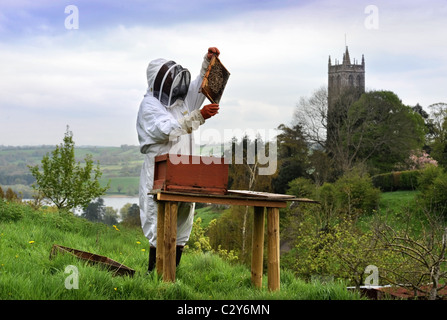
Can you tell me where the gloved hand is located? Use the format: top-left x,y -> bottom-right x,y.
200,104 -> 219,120
207,47 -> 220,60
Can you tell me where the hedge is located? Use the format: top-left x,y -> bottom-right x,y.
372,170 -> 421,192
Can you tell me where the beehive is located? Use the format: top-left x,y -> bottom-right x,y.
152,154 -> 229,195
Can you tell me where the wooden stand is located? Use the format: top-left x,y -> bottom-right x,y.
151,190 -> 317,291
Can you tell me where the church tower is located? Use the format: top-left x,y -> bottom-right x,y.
328,46 -> 365,108
327,46 -> 365,143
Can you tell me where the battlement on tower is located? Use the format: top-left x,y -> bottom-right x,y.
328,46 -> 365,105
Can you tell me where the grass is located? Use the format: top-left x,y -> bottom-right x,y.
99,176 -> 139,195
0,200 -> 359,300
194,205 -> 226,226
378,190 -> 420,214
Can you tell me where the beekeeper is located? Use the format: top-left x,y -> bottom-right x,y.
137,47 -> 220,272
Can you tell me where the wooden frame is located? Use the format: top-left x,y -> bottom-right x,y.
200,55 -> 230,104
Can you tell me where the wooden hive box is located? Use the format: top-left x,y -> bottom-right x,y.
152,154 -> 229,195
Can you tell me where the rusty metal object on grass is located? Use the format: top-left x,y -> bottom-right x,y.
50,244 -> 135,276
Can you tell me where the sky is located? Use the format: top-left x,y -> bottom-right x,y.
1,0 -> 446,147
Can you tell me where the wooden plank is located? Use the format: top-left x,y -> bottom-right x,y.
228,190 -> 295,199
228,190 -> 319,203
163,202 -> 178,282
155,191 -> 289,208
156,201 -> 165,275
267,207 -> 280,291
251,206 -> 265,289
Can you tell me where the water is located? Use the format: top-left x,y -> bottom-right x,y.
101,196 -> 139,213
23,196 -> 140,215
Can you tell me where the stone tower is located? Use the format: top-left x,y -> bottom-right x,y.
327,46 -> 365,143
328,46 -> 365,108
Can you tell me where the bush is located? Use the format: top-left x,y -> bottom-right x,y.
333,171 -> 381,216
285,171 -> 380,229
0,200 -> 25,222
284,213 -> 389,287
417,165 -> 442,191
416,166 -> 447,216
286,177 -> 317,198
372,170 -> 421,192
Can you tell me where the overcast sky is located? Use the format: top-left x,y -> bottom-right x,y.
1,0 -> 446,146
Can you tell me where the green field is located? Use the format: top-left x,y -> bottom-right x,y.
0,200 -> 360,300
378,190 -> 420,213
194,205 -> 227,226
0,145 -> 143,197
100,177 -> 140,196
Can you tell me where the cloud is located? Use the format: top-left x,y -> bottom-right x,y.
0,0 -> 446,146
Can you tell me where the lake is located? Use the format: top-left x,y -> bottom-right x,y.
23,196 -> 140,215
102,196 -> 140,212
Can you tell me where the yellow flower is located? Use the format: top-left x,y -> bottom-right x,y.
29,241 -> 35,244
114,287 -> 117,291
136,241 -> 141,245
141,249 -> 146,252
112,225 -> 120,231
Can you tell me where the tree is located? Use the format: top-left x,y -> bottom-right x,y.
226,134 -> 274,192
5,188 -> 20,202
348,91 -> 425,173
375,207 -> 447,300
103,207 -> 119,226
416,165 -> 447,217
295,88 -> 426,177
427,102 -> 447,167
121,203 -> 140,227
293,86 -> 328,150
29,127 -> 109,210
272,124 -> 310,193
225,134 -> 274,259
81,197 -> 105,222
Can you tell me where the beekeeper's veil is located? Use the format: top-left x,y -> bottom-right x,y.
147,59 -> 191,107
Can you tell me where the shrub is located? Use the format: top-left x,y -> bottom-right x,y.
287,213 -> 388,287
0,200 -> 25,222
417,165 -> 443,191
286,177 -> 317,198
372,170 -> 421,191
416,166 -> 447,216
399,170 -> 421,190
333,171 -> 381,216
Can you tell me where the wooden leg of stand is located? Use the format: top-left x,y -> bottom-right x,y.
156,201 -> 165,276
251,206 -> 265,288
163,202 -> 178,282
267,207 -> 280,291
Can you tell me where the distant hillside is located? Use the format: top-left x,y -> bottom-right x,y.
0,145 -> 143,197
0,142 -> 231,197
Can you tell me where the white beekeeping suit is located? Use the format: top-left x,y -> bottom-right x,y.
137,47 -> 220,272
